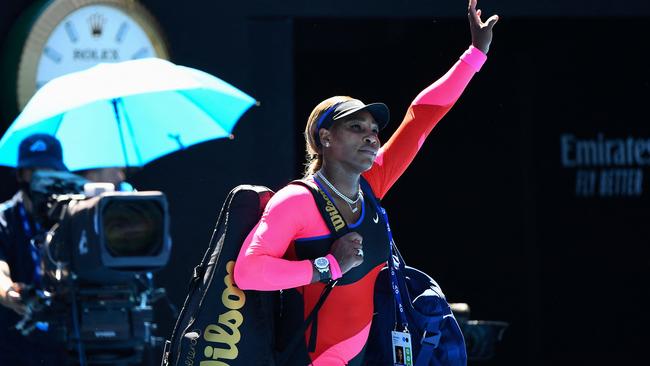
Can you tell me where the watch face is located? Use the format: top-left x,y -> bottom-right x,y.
14,0 -> 169,110
36,5 -> 157,89
314,257 -> 329,269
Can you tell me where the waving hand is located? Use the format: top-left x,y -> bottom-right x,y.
468,0 -> 499,53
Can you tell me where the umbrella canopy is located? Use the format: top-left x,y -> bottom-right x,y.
0,58 -> 256,171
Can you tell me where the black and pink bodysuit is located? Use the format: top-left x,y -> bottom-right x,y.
234,46 -> 487,366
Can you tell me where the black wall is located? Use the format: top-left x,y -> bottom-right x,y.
2,1 -> 650,365
293,16 -> 650,365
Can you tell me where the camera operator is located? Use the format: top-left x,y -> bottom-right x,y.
0,133 -> 68,365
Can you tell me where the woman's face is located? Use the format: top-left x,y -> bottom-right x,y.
321,110 -> 380,172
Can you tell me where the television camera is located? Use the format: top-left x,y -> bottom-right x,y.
16,170 -> 173,365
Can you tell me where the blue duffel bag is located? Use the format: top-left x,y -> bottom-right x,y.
364,245 -> 467,366
365,254 -> 467,366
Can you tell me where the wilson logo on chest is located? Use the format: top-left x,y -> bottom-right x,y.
318,189 -> 345,231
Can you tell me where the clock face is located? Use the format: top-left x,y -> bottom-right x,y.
36,5 -> 159,90
14,0 -> 169,110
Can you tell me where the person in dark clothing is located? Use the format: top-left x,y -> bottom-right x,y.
0,133 -> 69,365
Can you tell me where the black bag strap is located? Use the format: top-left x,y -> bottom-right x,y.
292,179 -> 351,351
292,179 -> 352,238
297,176 -> 379,233
276,179 -> 351,364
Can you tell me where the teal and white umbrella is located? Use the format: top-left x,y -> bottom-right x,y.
0,58 -> 256,170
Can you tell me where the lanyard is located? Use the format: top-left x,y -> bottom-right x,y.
356,178 -> 410,331
376,205 -> 409,332
17,203 -> 43,286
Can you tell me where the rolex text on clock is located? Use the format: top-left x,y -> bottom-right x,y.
14,0 -> 168,110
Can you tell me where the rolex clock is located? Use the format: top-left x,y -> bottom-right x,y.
2,0 -> 169,118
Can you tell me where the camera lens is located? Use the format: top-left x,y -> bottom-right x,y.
102,199 -> 164,257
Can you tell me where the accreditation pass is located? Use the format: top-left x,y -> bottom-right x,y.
391,330 -> 413,366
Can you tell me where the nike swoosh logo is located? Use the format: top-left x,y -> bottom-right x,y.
373,213 -> 379,223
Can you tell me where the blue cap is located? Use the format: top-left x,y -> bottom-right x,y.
17,134 -> 68,171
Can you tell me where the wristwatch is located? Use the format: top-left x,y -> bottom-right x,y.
313,256 -> 332,283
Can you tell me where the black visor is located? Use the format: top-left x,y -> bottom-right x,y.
315,99 -> 390,145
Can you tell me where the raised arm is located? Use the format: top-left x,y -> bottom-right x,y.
363,0 -> 498,198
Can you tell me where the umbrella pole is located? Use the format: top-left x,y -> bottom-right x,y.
112,98 -> 129,168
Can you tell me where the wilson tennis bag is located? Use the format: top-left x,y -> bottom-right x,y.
161,183 -> 345,366
360,179 -> 467,366
161,185 -> 278,366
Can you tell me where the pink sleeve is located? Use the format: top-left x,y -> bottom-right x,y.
233,185 -> 315,290
412,45 -> 487,106
363,46 -> 486,198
